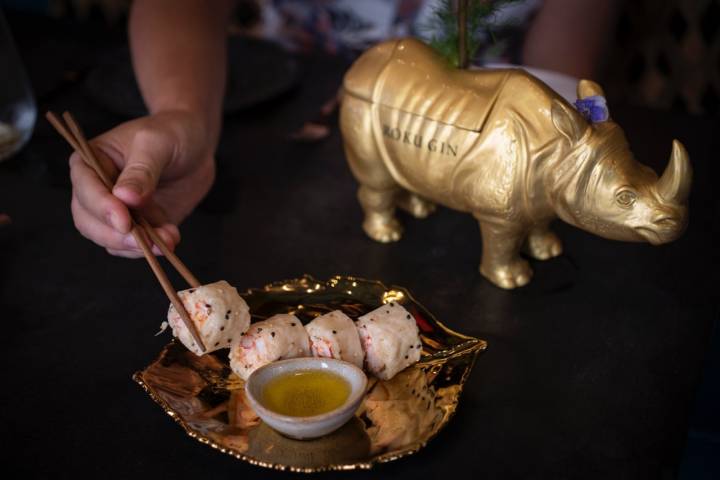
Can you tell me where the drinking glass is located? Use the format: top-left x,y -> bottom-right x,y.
0,8 -> 36,161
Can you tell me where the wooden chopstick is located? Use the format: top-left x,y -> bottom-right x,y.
46,111 -> 207,353
134,215 -> 200,288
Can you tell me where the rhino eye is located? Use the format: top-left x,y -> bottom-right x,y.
615,190 -> 637,208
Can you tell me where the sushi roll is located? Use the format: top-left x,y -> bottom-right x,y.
305,310 -> 364,368
356,302 -> 422,380
166,280 -> 251,356
229,314 -> 311,381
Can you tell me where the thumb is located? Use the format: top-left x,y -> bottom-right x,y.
112,132 -> 170,207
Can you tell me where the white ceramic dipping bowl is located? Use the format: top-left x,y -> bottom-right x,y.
244,357 -> 368,440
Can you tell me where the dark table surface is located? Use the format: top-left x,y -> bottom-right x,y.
1,12 -> 718,480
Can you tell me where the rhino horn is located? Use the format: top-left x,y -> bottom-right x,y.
577,80 -> 605,99
657,140 -> 692,204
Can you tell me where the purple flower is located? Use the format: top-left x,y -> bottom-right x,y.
574,95 -> 609,123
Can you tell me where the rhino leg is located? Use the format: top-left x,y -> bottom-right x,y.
396,191 -> 436,219
340,94 -> 403,242
358,185 -> 403,243
523,224 -> 563,260
477,221 -> 533,289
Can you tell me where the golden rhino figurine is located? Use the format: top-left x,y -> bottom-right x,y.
339,38 -> 692,289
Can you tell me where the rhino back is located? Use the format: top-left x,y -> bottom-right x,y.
344,38 -> 512,132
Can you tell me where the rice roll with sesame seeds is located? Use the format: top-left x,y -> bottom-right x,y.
356,302 -> 422,380
229,314 -> 311,381
305,310 -> 364,368
165,280 -> 251,356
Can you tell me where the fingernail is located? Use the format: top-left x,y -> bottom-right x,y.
117,180 -> 143,197
164,224 -> 181,245
158,231 -> 174,248
123,235 -> 137,248
107,211 -> 121,232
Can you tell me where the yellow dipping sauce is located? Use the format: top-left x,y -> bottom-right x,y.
262,369 -> 351,417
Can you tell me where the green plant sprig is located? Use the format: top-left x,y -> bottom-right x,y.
425,0 -> 522,68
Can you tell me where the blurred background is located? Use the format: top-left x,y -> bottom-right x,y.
2,0 -> 719,114
0,0 -> 717,477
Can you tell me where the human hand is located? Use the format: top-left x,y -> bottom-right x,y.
69,111 -> 216,258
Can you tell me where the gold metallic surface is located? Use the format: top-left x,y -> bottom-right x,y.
340,38 -> 692,289
134,275 -> 486,472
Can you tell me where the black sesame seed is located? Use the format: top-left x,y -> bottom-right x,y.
220,326 -> 225,331
405,355 -> 409,359
214,342 -> 220,347
411,389 -> 415,394
189,289 -> 195,294
225,314 -> 230,320
226,310 -> 232,315
332,330 -> 337,334
227,338 -> 232,343
291,322 -> 296,327
406,314 -> 412,320
390,302 -> 395,307
386,310 -> 390,314
205,304 -> 211,309
271,332 -> 275,338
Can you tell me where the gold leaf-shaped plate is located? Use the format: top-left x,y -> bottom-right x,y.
134,275 -> 486,472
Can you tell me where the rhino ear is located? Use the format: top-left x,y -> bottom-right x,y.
577,79 -> 605,99
551,99 -> 588,143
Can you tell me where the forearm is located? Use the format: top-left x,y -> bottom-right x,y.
129,0 -> 234,150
